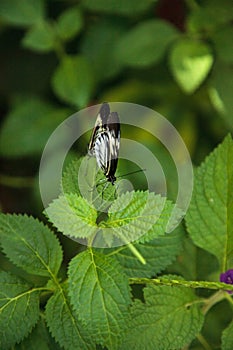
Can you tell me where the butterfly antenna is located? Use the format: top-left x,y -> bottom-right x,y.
117,168 -> 146,179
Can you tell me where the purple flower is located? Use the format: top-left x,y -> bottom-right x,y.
220,269 -> 233,293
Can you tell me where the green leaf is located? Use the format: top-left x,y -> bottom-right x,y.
169,38 -> 214,94
68,249 -> 131,349
14,316 -> 62,350
170,237 -> 219,281
105,191 -> 175,244
22,21 -> 57,53
52,55 -> 94,108
0,0 -> 45,26
187,0 -> 233,34
212,25 -> 233,64
120,283 -> 204,350
81,18 -> 126,81
115,19 -> 179,67
62,156 -> 98,198
222,320 -> 233,350
0,214 -> 63,277
56,6 -> 83,41
209,63 -> 233,128
82,0 -> 157,15
62,156 -> 116,214
46,284 -> 95,350
62,158 -> 83,196
114,225 -> 184,277
186,135 -> 233,271
0,97 -> 69,157
45,194 -> 98,239
0,271 -> 40,349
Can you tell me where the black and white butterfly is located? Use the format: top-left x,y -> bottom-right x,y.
88,103 -> 120,185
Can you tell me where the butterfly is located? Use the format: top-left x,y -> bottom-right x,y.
88,103 -> 120,185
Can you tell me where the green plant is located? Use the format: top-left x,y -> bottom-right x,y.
0,0 -> 232,161
1,134 -> 233,349
0,0 -> 233,349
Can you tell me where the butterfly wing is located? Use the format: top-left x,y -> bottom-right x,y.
88,102 -> 110,156
95,132 -> 111,172
94,112 -> 120,183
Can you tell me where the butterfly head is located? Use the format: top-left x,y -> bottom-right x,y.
106,174 -> 116,185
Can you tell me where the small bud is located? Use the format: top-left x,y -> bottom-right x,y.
220,269 -> 233,294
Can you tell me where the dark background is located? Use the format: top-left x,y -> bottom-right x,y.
0,0 -> 232,215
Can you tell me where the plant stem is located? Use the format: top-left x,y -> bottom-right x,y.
196,333 -> 212,350
129,277 -> 233,293
104,240 -> 146,264
202,290 -> 226,315
126,242 -> 146,264
115,231 -> 146,264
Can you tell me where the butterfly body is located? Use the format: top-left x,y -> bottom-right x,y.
88,103 -> 120,184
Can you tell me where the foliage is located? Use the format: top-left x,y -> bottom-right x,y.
120,281 -> 204,350
1,135 -> 233,348
186,135 -> 233,271
0,0 -> 233,349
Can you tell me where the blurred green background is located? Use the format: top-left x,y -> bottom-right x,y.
0,0 -> 232,215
